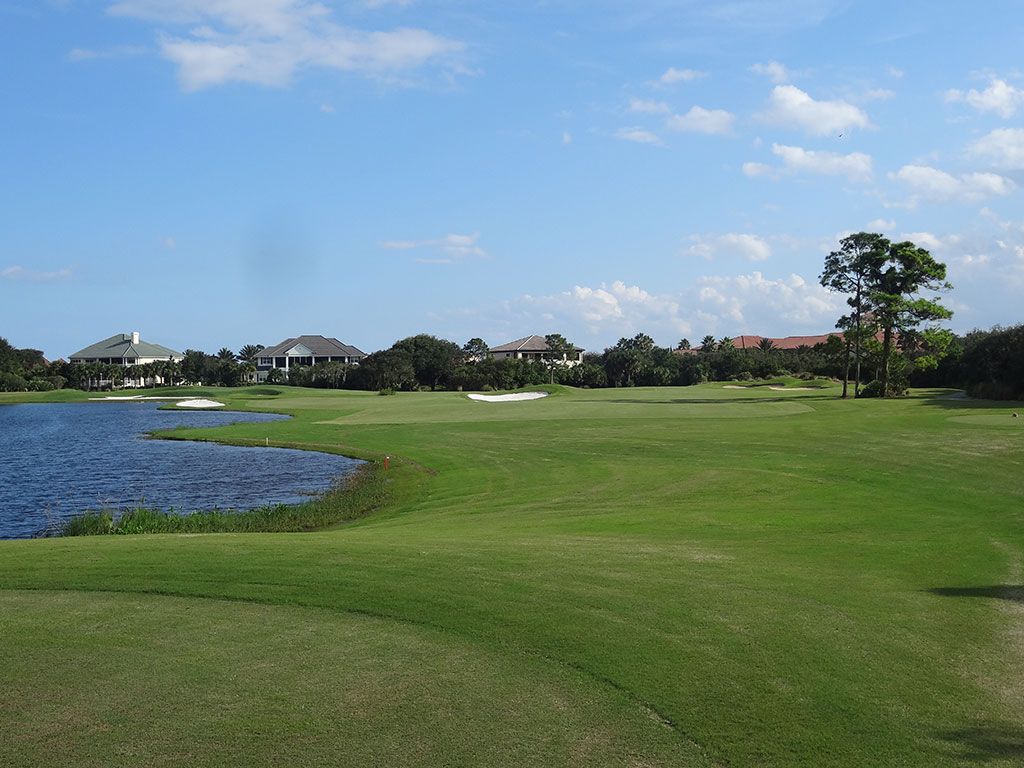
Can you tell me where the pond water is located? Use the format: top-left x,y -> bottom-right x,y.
0,402 -> 362,538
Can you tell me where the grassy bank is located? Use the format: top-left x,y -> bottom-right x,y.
60,462 -> 388,535
2,382 -> 1023,767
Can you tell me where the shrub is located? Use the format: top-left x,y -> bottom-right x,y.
378,387 -> 396,396
857,380 -> 885,398
0,372 -> 28,391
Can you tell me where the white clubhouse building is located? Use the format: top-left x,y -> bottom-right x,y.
68,331 -> 184,387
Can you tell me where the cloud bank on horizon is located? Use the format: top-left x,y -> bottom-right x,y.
3,0 -> 1024,358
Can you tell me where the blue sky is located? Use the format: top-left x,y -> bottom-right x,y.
2,0 -> 1023,359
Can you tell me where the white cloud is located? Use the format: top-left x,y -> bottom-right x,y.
1,266 -> 73,282
562,131 -> 573,145
888,66 -> 904,79
890,164 -> 1016,204
749,60 -> 788,84
521,280 -> 691,337
628,97 -> 670,115
509,270 -> 844,343
665,106 -> 735,135
946,78 -> 1024,118
695,272 -> 839,327
743,144 -> 872,182
319,102 -> 335,113
684,233 -> 772,262
380,232 -> 487,263
67,45 -> 146,61
868,218 -> 895,230
742,161 -> 774,177
862,88 -> 895,101
770,143 -> 872,181
758,85 -> 870,136
897,231 -> 947,251
615,127 -> 662,145
657,67 -> 705,85
969,128 -> 1024,170
107,0 -> 464,90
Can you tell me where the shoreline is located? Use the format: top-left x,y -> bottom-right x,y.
0,394 -> 389,539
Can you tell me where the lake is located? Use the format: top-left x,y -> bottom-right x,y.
0,402 -> 362,538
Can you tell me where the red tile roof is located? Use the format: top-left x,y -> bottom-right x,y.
682,330 -> 887,353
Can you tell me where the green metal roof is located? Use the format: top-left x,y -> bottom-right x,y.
69,333 -> 183,361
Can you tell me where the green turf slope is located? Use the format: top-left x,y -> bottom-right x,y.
1,383 -> 1023,767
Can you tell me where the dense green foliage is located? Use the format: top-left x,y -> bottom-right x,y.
946,325 -> 1024,400
1,384 -> 1022,767
0,337 -> 54,391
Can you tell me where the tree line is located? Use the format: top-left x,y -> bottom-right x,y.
2,326 -> 1020,399
1,234 -> 1020,398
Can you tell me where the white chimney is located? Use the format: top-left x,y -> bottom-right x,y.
131,331 -> 140,345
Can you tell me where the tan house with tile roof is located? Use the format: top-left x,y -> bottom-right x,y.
489,335 -> 584,366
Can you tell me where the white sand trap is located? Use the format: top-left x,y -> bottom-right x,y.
722,385 -> 746,390
768,386 -> 815,391
467,392 -> 549,403
175,399 -> 225,408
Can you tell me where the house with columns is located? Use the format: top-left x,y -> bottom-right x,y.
255,335 -> 366,382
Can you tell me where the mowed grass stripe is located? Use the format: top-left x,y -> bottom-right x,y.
0,589 -> 709,768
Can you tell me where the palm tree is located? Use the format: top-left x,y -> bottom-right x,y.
757,337 -> 775,355
718,337 -> 734,352
676,338 -> 691,351
240,361 -> 257,384
700,335 -> 717,352
217,347 -> 236,362
132,362 -> 150,388
238,344 -> 264,364
166,359 -> 182,386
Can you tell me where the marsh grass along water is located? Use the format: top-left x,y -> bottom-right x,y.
0,401 -> 362,538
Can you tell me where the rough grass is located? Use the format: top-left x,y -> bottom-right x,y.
60,463 -> 386,535
2,382 -> 1024,767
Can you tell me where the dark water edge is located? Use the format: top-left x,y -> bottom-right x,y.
0,402 -> 363,539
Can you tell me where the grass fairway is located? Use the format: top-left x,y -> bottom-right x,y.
2,383 -> 1023,766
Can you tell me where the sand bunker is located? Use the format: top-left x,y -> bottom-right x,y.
768,386 -> 815,391
467,392 -> 549,403
722,385 -> 746,390
176,399 -> 225,409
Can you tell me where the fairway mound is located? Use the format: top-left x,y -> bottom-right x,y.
175,399 -> 225,409
467,392 -> 549,403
